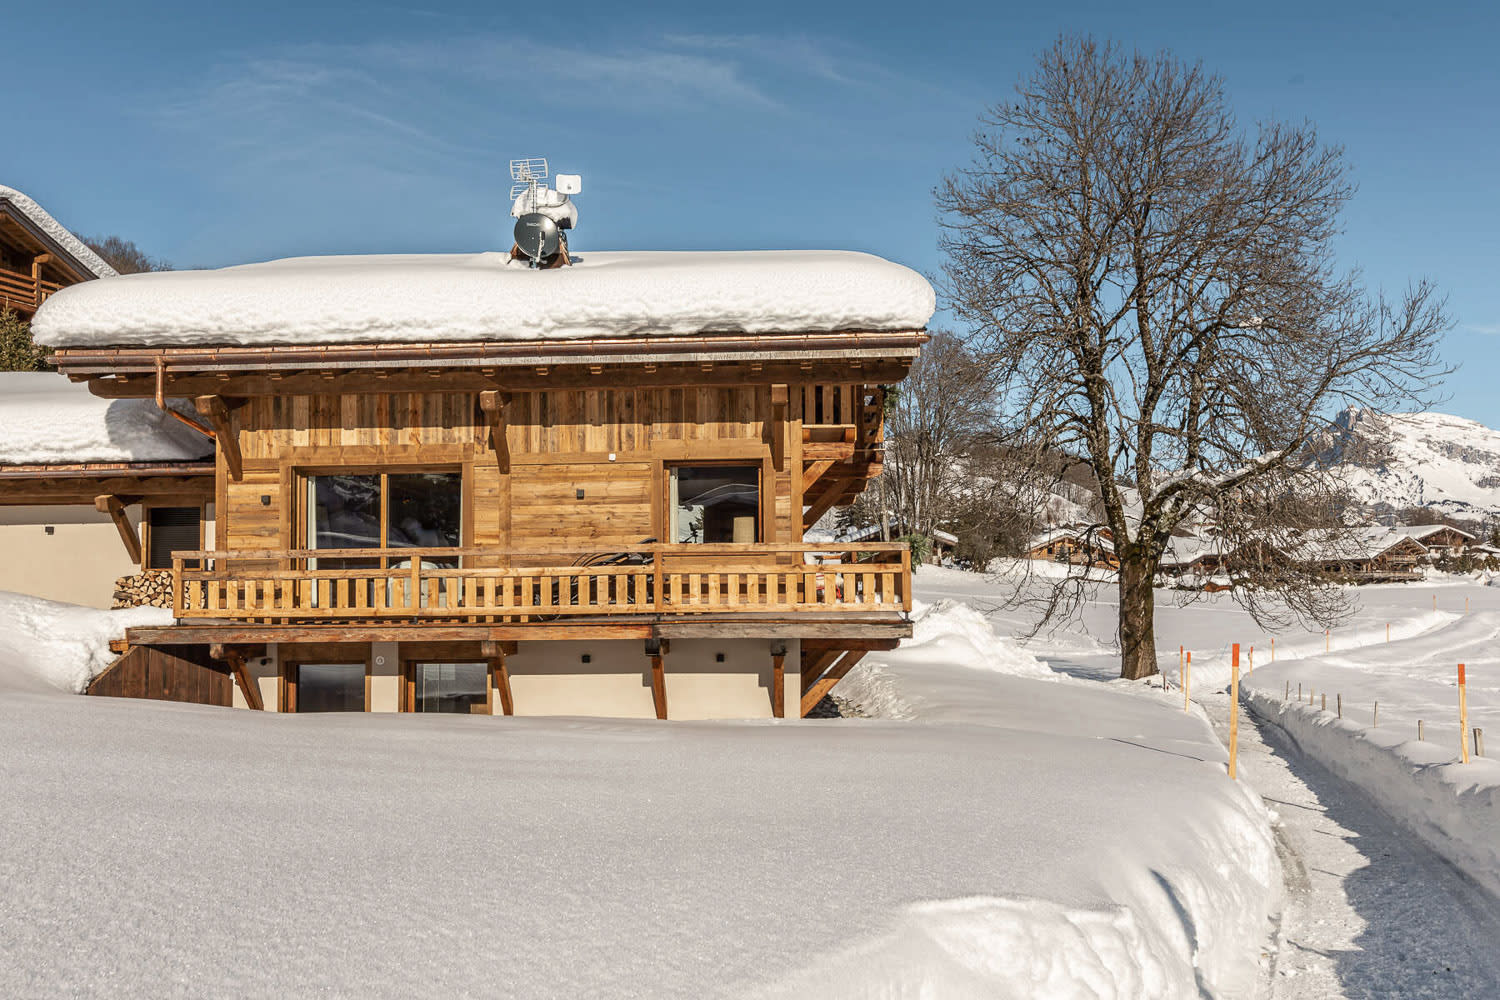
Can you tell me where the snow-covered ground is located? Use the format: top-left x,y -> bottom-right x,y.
8,562 -> 1500,997
0,590 -> 1276,999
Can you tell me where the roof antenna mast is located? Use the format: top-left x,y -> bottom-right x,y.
509,158 -> 581,269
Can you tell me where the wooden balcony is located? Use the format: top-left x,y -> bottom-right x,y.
170,543 -> 912,624
0,265 -> 62,317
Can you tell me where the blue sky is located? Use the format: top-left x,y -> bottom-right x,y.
8,1 -> 1499,422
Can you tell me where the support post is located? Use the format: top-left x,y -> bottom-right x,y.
801,650 -> 867,717
194,395 -> 242,480
226,650 -> 263,711
771,650 -> 785,720
646,639 -> 667,720
479,390 -> 511,473
488,653 -> 514,716
769,383 -> 788,472
94,494 -> 141,565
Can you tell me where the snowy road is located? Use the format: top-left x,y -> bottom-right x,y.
1200,690 -> 1500,999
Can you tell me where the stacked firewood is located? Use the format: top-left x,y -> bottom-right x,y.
112,570 -> 174,609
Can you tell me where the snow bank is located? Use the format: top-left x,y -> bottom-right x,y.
0,590 -> 172,693
0,372 -> 212,463
1245,686 -> 1500,900
824,596 -> 1281,998
32,250 -> 936,348
0,184 -> 116,278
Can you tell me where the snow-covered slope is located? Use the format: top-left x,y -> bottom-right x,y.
1316,408 -> 1500,518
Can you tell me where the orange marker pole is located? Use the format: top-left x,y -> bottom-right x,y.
1184,651 -> 1191,712
1459,663 -> 1470,764
1248,645 -> 1254,674
1229,644 -> 1240,780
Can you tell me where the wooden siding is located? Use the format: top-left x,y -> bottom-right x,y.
219,384 -> 879,555
87,644 -> 234,705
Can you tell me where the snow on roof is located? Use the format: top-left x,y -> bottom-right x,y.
1388,523 -> 1477,542
1159,533 -> 1228,568
32,250 -> 935,349
1028,526 -> 1115,553
0,185 -> 116,279
0,373 -> 212,465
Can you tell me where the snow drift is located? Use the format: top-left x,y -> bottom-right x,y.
0,590 -> 172,693
32,250 -> 937,348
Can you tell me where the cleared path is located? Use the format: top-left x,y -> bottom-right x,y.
1200,689 -> 1500,999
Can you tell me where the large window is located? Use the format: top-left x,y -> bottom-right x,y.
304,471 -> 462,568
669,465 -> 759,544
408,662 -> 490,714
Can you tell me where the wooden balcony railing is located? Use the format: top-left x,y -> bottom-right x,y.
0,267 -> 62,313
170,543 -> 912,622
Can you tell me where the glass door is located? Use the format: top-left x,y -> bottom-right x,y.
410,662 -> 489,714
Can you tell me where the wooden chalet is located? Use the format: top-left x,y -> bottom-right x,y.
1025,526 -> 1118,569
36,249 -> 932,719
0,185 -> 114,318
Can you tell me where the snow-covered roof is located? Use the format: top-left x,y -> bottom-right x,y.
1028,526 -> 1115,553
1388,523 -> 1477,543
32,250 -> 935,349
0,373 -> 212,465
1294,525 -> 1430,563
1158,533 -> 1228,568
0,185 -> 116,280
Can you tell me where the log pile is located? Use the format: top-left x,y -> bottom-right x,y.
112,570 -> 173,609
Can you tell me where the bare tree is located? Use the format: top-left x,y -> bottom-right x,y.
878,332 -> 997,537
84,236 -> 170,275
937,37 -> 1450,679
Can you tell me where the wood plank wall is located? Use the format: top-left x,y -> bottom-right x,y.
87,644 -> 234,705
220,385 -> 856,555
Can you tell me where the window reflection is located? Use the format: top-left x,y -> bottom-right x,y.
296,663 -> 365,712
411,662 -> 488,714
670,466 -> 759,543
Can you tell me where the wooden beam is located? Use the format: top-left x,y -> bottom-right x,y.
801,651 -> 868,717
194,395 -> 241,480
94,494 -> 141,564
649,650 -> 668,720
801,460 -> 836,494
769,383 -> 788,472
225,650 -> 264,711
488,654 -> 514,716
478,390 -> 511,473
802,477 -> 855,530
800,648 -> 844,695
771,652 -> 785,719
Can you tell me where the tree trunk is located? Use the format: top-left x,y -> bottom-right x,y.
1118,555 -> 1159,679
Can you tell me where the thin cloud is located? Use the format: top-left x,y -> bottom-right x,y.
1464,323 -> 1500,335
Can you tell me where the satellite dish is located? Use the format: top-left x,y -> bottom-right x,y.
513,213 -> 561,264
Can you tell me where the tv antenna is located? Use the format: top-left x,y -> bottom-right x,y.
508,157 -> 581,268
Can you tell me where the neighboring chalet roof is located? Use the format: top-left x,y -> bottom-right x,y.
1294,526 -> 1430,563
1158,533 -> 1228,569
831,522 -> 959,547
1386,523 -> 1477,543
32,250 -> 934,349
0,185 -> 116,280
0,373 -> 212,465
1028,526 -> 1115,553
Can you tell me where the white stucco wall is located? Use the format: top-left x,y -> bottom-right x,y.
0,504 -> 141,609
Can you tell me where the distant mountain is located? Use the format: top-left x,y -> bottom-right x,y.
1313,408 -> 1500,520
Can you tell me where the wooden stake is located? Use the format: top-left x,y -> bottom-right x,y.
1337,693 -> 1342,718
1459,663 -> 1470,764
1321,692 -> 1327,712
1229,644 -> 1240,781
1325,629 -> 1330,652
1298,682 -> 1302,701
1183,651 -> 1191,711
1374,701 -> 1379,727
1285,680 -> 1290,701
1465,597 -> 1470,615
1248,646 -> 1254,674
1419,719 -> 1425,741
1476,728 -> 1486,758
1271,637 -> 1276,662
